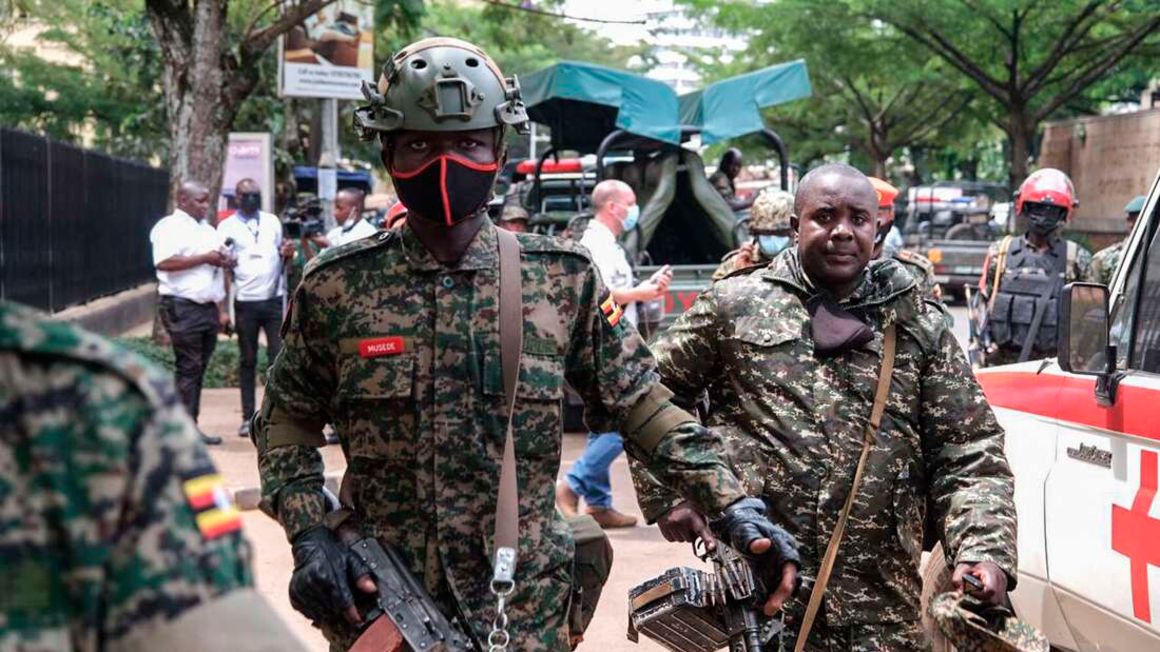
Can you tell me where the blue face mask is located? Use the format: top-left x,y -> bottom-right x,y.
623,204 -> 640,231
757,234 -> 791,256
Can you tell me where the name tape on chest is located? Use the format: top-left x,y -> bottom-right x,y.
359,336 -> 406,358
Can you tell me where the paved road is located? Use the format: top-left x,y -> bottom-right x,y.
214,304 -> 973,650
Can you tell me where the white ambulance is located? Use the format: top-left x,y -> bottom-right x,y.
975,167 -> 1160,650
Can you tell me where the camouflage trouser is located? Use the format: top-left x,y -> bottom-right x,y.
780,618 -> 929,652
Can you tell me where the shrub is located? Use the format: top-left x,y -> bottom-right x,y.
116,336 -> 268,388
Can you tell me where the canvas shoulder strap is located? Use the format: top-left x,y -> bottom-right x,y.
492,228 -> 523,588
793,323 -> 897,652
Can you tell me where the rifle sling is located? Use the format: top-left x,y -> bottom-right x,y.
494,228 -> 523,567
793,324 -> 897,652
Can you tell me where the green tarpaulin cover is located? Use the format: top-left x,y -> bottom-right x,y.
521,61 -> 682,152
678,59 -> 811,144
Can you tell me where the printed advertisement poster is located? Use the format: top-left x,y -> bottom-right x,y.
280,1 -> 375,99
219,133 -> 274,215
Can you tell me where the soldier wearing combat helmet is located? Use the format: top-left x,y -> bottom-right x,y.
978,168 -> 1093,366
257,37 -> 799,650
712,187 -> 795,281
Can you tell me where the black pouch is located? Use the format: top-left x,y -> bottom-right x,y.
806,294 -> 874,356
566,514 -> 614,643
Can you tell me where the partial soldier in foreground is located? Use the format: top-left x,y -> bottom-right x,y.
978,168 -> 1092,366
869,176 -> 943,303
635,164 -> 1018,651
1090,194 -> 1145,285
712,188 -> 795,281
256,37 -> 798,650
0,301 -> 302,652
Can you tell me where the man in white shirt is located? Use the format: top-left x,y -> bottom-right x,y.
323,188 -> 378,247
556,179 -> 673,528
216,178 -> 294,437
150,180 -> 233,445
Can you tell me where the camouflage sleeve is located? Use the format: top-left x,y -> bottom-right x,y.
255,281 -> 334,541
979,240 -> 1001,299
919,325 -> 1018,585
1074,245 -> 1095,283
627,285 -> 729,522
1089,250 -> 1109,286
0,360 -> 253,647
565,266 -> 744,517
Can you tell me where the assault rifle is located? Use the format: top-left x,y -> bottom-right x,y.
627,540 -> 780,652
331,514 -> 476,652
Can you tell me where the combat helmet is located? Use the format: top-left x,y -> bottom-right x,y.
748,188 -> 794,233
353,37 -> 529,139
929,592 -> 1049,652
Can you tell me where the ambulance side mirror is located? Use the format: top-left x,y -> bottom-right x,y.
1058,282 -> 1112,377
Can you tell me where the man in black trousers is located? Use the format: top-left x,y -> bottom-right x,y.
149,180 -> 233,445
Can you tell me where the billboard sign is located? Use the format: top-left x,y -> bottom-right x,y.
279,1 -> 375,99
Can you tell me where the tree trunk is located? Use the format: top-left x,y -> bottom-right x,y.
149,1 -> 239,211
1008,109 -> 1034,189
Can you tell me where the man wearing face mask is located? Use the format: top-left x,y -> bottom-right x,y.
979,168 -> 1093,367
711,188 -> 795,281
869,177 -> 943,303
217,178 -> 295,437
324,188 -> 378,247
556,179 -> 673,529
255,37 -> 798,650
633,163 -> 1017,651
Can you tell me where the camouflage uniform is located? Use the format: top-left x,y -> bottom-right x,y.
893,248 -> 941,302
1089,239 -> 1127,286
980,232 -> 1093,366
0,301 -> 299,652
631,248 -> 1017,650
256,219 -> 746,650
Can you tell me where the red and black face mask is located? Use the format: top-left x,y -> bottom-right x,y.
388,154 -> 498,226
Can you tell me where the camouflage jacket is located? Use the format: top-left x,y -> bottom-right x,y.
893,248 -> 942,302
0,302 -> 294,651
632,248 -> 1017,627
256,219 -> 745,649
712,247 -> 771,282
1090,238 -> 1128,286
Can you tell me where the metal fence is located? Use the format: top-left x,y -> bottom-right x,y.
0,128 -> 169,312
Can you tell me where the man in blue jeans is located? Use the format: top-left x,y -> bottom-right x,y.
556,180 -> 672,528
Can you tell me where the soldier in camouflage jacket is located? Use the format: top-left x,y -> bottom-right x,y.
0,301 -> 300,652
257,37 -> 796,651
634,164 -> 1017,651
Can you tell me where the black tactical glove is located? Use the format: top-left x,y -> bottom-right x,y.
289,524 -> 372,624
711,497 -> 801,577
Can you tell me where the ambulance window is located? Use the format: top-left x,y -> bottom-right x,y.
1119,204 -> 1160,373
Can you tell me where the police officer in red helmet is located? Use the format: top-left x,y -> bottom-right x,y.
978,168 -> 1094,366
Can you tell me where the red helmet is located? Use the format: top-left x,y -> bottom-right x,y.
1015,168 -> 1077,220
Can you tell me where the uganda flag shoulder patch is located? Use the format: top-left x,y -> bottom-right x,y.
600,292 -> 624,329
182,470 -> 242,540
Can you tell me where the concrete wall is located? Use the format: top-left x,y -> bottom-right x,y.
50,283 -> 157,338
1039,109 -> 1160,245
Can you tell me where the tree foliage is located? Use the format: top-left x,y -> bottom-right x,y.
685,0 -> 986,179
862,0 -> 1160,185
